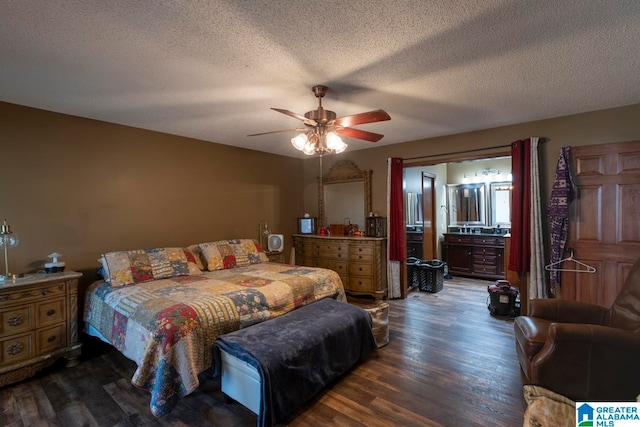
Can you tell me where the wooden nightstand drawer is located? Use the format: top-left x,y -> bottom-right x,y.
0,271 -> 82,387
0,282 -> 65,305
38,324 -> 66,354
37,298 -> 65,327
0,305 -> 34,337
1,333 -> 35,364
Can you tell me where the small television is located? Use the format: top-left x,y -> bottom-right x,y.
297,217 -> 317,234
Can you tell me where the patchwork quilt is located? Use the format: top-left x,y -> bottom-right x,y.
83,262 -> 345,417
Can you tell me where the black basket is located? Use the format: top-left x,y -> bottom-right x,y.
406,257 -> 422,289
417,260 -> 445,293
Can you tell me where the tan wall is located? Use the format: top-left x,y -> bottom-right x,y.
0,102 -> 303,284
303,103 -> 640,243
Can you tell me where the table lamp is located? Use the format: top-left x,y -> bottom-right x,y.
0,219 -> 20,281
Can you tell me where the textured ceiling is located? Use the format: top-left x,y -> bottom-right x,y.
1,1 -> 639,158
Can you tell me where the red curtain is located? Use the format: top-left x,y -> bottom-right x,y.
509,139 -> 531,273
388,157 -> 405,262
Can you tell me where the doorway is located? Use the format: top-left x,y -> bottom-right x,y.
403,155 -> 511,278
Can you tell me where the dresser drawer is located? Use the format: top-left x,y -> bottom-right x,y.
330,261 -> 348,276
37,298 -> 65,327
38,324 -> 66,354
473,236 -> 504,246
349,263 -> 373,276
0,282 -> 66,305
349,243 -> 373,256
474,246 -> 497,256
473,255 -> 497,266
316,243 -> 348,259
1,332 -> 35,364
0,305 -> 34,337
444,234 -> 473,244
347,276 -> 374,292
473,264 -> 498,275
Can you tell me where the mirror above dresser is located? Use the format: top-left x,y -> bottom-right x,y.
318,160 -> 372,231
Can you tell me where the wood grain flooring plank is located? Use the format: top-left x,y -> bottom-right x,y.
0,277 -> 528,426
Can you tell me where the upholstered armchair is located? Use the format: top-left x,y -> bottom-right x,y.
514,257 -> 640,402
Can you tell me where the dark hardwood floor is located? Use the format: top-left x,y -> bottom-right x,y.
0,277 -> 527,426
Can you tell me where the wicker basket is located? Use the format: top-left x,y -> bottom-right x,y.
417,260 -> 444,293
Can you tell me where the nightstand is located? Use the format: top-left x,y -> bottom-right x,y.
0,271 -> 82,387
265,251 -> 285,263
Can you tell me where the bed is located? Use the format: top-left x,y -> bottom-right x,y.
83,240 -> 345,417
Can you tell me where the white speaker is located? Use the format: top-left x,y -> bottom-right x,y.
267,234 -> 284,252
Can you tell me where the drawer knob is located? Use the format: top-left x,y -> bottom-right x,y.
359,267 -> 363,271
47,336 -> 56,343
42,289 -> 49,295
0,295 -> 7,301
7,342 -> 24,355
8,314 -> 24,326
47,309 -> 56,316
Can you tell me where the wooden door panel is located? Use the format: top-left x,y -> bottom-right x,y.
564,140 -> 640,307
619,183 -> 640,242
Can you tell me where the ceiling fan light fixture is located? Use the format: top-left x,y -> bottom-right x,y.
302,143 -> 316,155
325,131 -> 343,149
291,133 -> 308,150
333,140 -> 348,154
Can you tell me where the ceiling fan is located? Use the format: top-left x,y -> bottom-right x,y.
247,85 -> 391,155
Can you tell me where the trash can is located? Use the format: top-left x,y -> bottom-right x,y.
418,259 -> 445,293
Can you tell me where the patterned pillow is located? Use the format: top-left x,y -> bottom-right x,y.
186,244 -> 206,271
199,239 -> 269,271
102,247 -> 203,287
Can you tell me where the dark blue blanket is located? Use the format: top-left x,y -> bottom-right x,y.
214,298 -> 377,427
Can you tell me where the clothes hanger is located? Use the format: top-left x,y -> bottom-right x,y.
545,248 -> 596,273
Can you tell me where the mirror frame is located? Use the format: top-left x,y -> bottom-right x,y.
489,181 -> 512,227
318,160 -> 372,229
446,183 -> 486,226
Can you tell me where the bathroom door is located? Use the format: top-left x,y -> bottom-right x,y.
422,172 -> 436,260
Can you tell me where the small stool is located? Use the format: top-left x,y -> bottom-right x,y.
352,302 -> 389,348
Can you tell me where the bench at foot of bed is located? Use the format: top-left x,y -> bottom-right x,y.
215,298 -> 377,427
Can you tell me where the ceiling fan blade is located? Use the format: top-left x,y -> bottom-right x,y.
332,109 -> 391,127
272,108 -> 317,126
337,127 -> 385,142
247,127 -> 307,137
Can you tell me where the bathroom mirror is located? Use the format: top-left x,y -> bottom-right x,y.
490,182 -> 512,227
447,183 -> 486,226
318,160 -> 372,229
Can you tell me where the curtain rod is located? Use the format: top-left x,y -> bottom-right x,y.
403,138 -> 544,161
403,143 -> 511,161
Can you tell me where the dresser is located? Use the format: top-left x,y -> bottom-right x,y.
0,271 -> 82,387
443,233 -> 505,280
293,235 -> 387,301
